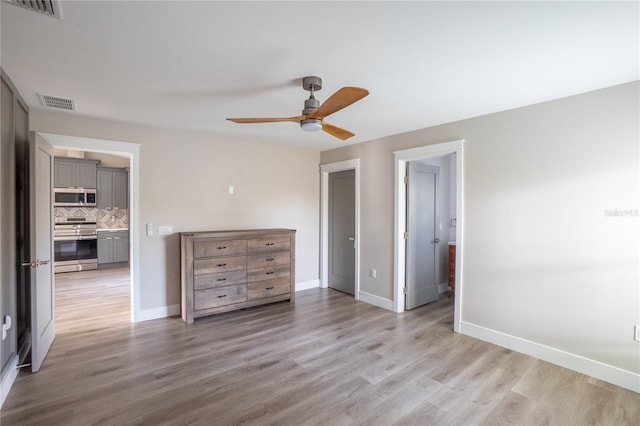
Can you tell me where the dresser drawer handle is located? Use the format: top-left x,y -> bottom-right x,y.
216,278 -> 227,282
217,294 -> 227,298
266,258 -> 274,262
265,243 -> 275,246
265,286 -> 274,290
265,271 -> 274,275
217,246 -> 227,250
216,263 -> 227,267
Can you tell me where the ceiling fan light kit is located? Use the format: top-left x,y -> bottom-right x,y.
301,119 -> 323,132
227,76 -> 369,141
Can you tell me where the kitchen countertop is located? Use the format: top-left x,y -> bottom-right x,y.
97,228 -> 129,232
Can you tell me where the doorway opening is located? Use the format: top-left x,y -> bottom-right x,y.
52,147 -> 132,334
394,140 -> 464,331
320,159 -> 360,299
39,133 -> 141,329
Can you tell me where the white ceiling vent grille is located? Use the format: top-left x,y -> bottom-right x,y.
6,0 -> 63,19
38,94 -> 76,111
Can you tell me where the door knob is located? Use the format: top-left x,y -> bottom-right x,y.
21,261 -> 35,268
347,237 -> 355,241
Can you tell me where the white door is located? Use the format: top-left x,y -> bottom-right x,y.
405,162 -> 439,310
28,133 -> 55,372
328,169 -> 356,295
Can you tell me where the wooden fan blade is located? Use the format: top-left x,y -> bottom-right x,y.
227,116 -> 304,124
322,122 -> 355,141
310,87 -> 369,119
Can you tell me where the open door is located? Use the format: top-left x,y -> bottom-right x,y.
405,161 -> 439,310
27,133 -> 55,372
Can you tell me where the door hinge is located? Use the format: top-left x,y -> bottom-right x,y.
403,286 -> 408,294
403,231 -> 408,240
404,176 -> 408,184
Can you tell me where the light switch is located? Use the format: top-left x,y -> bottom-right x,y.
159,225 -> 173,235
228,185 -> 235,195
146,223 -> 153,236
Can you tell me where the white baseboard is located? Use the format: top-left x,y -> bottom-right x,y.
358,291 -> 394,311
438,283 -> 449,294
460,321 -> 640,393
296,279 -> 319,292
1,354 -> 18,408
137,304 -> 181,322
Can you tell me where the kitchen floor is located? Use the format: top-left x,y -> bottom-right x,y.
55,266 -> 130,335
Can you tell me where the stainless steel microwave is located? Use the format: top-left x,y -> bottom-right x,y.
54,188 -> 97,207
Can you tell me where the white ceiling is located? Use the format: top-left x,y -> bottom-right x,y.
1,1 -> 638,151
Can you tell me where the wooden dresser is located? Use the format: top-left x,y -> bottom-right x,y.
180,229 -> 296,324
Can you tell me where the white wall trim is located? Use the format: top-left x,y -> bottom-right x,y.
319,159 -> 360,299
461,321 -> 640,393
39,133 -> 142,323
0,354 -> 18,408
138,304 -> 181,322
393,140 -> 464,333
438,283 -> 449,294
296,279 -> 320,292
358,291 -> 394,311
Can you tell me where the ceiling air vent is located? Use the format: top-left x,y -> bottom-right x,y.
38,94 -> 76,111
6,0 -> 63,19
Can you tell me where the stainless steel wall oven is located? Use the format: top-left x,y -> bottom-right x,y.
54,216 -> 98,273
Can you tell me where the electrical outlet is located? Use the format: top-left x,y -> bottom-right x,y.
146,223 -> 153,236
635,325 -> 640,342
370,269 -> 377,279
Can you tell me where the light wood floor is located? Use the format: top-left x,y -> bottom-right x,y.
2,267 -> 638,425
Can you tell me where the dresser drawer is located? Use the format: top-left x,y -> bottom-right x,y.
247,236 -> 290,253
194,255 -> 245,275
247,264 -> 290,283
247,251 -> 291,269
194,239 -> 246,258
194,270 -> 246,290
194,284 -> 246,310
247,277 -> 290,301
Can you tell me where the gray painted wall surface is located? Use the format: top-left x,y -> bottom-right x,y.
321,82 -> 639,373
29,111 -> 321,314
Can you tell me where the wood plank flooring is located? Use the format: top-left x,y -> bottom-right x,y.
1,267 -> 638,425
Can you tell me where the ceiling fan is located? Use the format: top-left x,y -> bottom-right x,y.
227,76 -> 369,141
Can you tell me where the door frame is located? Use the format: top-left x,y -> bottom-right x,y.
393,140 -> 464,332
39,133 -> 142,322
320,159 -> 360,299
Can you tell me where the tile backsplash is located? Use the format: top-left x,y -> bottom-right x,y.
54,207 -> 129,229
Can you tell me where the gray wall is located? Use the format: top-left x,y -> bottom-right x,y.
321,81 -> 639,375
30,111 -> 321,314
